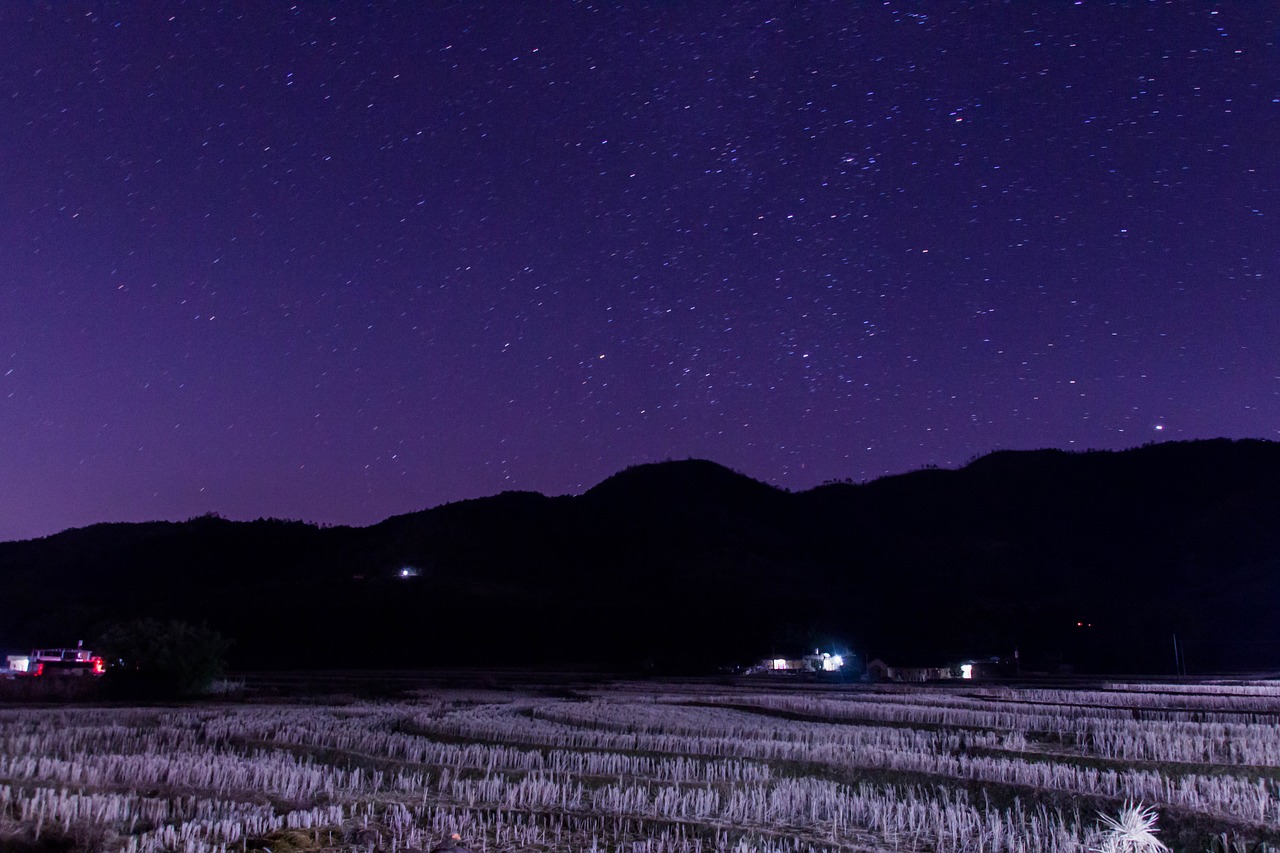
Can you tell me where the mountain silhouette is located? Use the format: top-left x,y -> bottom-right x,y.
2,439 -> 1277,674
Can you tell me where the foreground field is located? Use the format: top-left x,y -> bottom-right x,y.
0,677 -> 1277,852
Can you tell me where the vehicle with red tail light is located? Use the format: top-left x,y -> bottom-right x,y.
6,645 -> 106,677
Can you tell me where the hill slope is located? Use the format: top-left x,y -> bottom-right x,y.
2,439 -> 1277,673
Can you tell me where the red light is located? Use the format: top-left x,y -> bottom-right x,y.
32,663 -> 43,677
92,657 -> 106,675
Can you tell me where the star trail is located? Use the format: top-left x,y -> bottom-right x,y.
1,3 -> 1277,541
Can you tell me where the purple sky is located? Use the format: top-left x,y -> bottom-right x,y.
2,3 -> 1277,542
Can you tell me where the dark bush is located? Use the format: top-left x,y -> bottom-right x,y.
97,619 -> 230,698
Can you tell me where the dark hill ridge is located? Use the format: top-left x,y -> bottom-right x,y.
2,438 -> 1278,673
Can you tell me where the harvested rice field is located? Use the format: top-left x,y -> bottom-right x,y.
1,677 -> 1277,852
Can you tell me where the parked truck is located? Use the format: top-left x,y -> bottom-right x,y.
6,646 -> 105,677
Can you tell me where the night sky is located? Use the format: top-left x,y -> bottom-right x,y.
3,3 -> 1278,542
